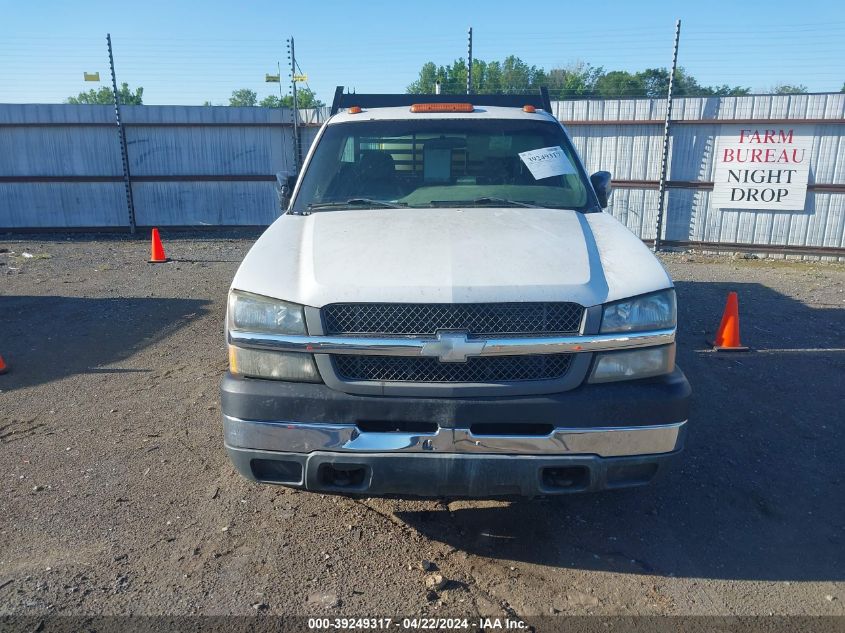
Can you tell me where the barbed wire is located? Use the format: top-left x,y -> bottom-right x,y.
0,23 -> 842,105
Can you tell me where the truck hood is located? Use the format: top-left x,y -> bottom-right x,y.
231,207 -> 672,307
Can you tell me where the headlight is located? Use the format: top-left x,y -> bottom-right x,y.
227,290 -> 306,335
227,291 -> 319,381
600,289 -> 676,333
229,346 -> 320,382
589,345 -> 675,383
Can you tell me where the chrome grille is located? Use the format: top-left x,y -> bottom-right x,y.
322,302 -> 583,337
332,354 -> 573,383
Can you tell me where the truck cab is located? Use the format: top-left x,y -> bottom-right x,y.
221,88 -> 690,498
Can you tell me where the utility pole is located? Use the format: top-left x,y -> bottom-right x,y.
287,37 -> 300,172
466,27 -> 473,95
107,33 -> 136,233
653,19 -> 681,252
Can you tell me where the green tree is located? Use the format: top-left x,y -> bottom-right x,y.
631,67 -> 749,98
483,60 -> 503,93
258,95 -> 284,108
841,82 -> 844,93
594,71 -> 644,98
408,58 -> 754,99
229,88 -> 258,106
501,56 -> 546,93
670,68 -> 708,96
295,88 -> 325,109
634,68 -> 670,97
407,62 -> 439,93
771,83 -> 808,94
701,84 -> 751,97
66,82 -> 143,105
258,88 -> 324,109
408,56 -> 546,94
545,62 -> 603,98
469,59 -> 489,92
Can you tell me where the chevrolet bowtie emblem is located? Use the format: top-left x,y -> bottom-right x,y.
420,331 -> 485,363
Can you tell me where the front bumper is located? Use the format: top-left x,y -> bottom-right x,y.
226,446 -> 681,497
220,368 -> 690,498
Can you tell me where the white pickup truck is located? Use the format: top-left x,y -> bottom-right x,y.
221,88 -> 690,498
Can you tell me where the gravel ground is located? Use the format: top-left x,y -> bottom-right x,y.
1,233 -> 843,623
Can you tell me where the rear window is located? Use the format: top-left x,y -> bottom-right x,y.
291,118 -> 591,213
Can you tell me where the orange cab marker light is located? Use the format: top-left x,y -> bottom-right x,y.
410,103 -> 474,113
523,105 -> 536,113
348,106 -> 362,114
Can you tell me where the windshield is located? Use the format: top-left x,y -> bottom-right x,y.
291,119 -> 593,213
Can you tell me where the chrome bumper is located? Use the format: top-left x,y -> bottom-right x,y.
224,415 -> 686,458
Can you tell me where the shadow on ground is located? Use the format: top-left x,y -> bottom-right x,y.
397,281 -> 845,582
0,295 -> 209,391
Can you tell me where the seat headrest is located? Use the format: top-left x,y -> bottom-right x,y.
358,150 -> 396,177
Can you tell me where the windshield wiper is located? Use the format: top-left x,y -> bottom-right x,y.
471,197 -> 542,208
427,198 -> 541,208
306,198 -> 406,212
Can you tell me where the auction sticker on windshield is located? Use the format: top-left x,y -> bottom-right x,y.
518,146 -> 576,180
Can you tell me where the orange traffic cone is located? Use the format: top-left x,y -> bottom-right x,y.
149,228 -> 168,263
713,291 -> 748,351
0,354 -> 8,374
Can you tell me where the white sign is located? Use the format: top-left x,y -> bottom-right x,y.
712,125 -> 812,211
518,146 -> 576,180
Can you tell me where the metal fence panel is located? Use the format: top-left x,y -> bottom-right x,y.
121,104 -> 295,177
0,105 -> 126,227
132,181 -> 279,226
0,183 -> 127,227
0,104 -> 308,228
0,126 -> 122,177
119,105 -> 296,225
559,94 -> 844,251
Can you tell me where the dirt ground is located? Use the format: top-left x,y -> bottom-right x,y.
1,232 -> 843,624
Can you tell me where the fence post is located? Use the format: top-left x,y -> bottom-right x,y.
287,37 -> 301,172
467,27 -> 473,95
107,33 -> 136,233
653,19 -> 681,252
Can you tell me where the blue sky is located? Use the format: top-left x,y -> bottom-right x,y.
1,0 -> 843,105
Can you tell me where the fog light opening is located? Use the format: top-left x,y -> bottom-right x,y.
250,458 -> 303,484
606,462 -> 660,488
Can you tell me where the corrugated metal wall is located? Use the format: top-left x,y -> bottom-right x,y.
556,94 -> 845,250
123,105 -> 298,226
0,104 -> 127,227
0,104 -> 317,228
1,96 -> 843,254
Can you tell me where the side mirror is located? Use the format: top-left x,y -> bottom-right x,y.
590,171 -> 612,209
275,171 -> 298,212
